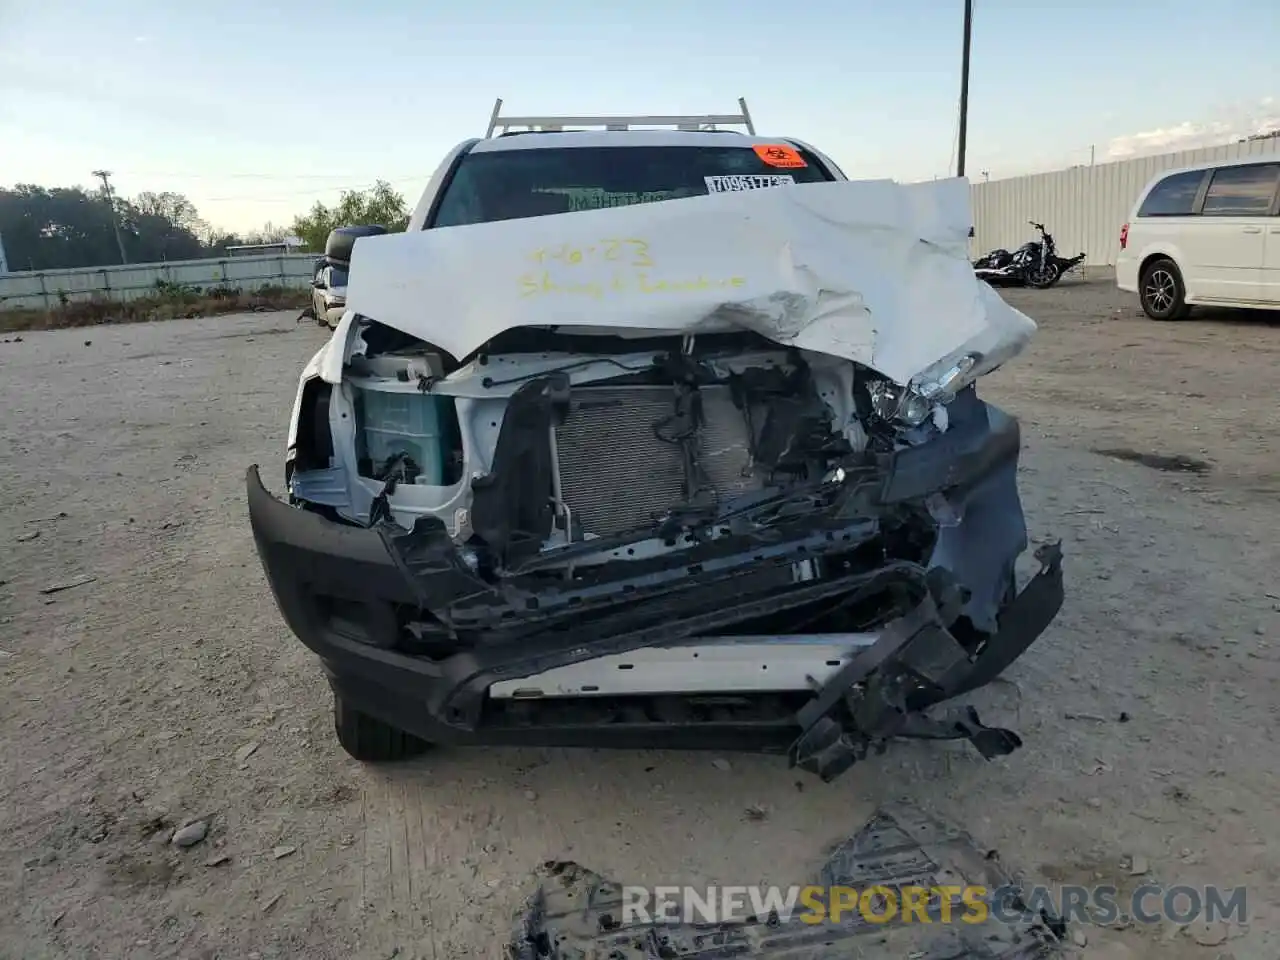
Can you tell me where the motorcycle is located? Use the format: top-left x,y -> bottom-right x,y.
973,221 -> 1085,289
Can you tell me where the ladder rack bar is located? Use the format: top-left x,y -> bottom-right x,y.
483,100 -> 757,137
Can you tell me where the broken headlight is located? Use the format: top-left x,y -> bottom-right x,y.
912,354 -> 979,403
867,380 -> 934,427
868,354 -> 982,428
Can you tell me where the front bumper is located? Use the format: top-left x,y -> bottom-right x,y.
321,301 -> 346,329
247,397 -> 1065,778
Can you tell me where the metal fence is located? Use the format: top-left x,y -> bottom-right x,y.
7,142 -> 1278,308
0,253 -> 317,311
969,140 -> 1280,268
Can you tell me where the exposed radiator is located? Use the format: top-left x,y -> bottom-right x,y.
553,385 -> 759,537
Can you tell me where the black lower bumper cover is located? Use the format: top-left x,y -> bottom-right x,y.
247,462 -> 1064,781
787,542 -> 1064,782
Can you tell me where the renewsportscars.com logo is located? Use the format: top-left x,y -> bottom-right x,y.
621,883 -> 1248,927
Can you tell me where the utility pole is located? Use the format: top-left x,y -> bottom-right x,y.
956,0 -> 973,178
92,169 -> 129,265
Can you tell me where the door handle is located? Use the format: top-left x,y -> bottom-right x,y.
1243,226 -> 1263,233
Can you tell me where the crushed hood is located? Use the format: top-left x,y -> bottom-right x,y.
345,176 -> 1035,386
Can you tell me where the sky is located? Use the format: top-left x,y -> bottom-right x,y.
1,0 -> 1276,234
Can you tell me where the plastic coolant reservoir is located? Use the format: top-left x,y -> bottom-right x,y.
354,387 -> 447,485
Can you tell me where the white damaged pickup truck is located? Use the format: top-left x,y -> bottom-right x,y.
246,106 -> 1064,782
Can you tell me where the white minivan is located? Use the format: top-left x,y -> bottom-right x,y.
1116,155 -> 1280,320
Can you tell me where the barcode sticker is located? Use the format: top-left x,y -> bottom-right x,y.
704,174 -> 797,193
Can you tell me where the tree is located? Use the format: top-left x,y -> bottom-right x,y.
291,180 -> 409,252
0,184 -> 215,269
0,184 -> 126,270
133,191 -> 201,231
117,192 -> 205,263
243,222 -> 290,244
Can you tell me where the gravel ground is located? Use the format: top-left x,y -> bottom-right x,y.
1,280 -> 1277,960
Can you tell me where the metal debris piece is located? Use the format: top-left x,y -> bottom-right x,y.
39,575 -> 96,595
26,512 -> 68,524
505,800 -> 1067,959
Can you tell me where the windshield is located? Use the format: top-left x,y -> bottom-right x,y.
430,144 -> 835,228
328,266 -> 349,288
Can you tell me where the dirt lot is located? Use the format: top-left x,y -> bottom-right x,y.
1,279 -> 1277,960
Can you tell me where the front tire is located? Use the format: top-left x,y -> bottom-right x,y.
1027,263 -> 1060,289
1140,259 -> 1189,321
333,693 -> 432,763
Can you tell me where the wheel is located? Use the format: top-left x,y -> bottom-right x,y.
1027,263 -> 1060,289
1140,258 -> 1189,321
333,693 -> 432,763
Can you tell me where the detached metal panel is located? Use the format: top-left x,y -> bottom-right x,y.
971,140 -> 1280,267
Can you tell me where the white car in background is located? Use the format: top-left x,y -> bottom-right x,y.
1117,155 -> 1280,320
310,259 -> 349,330
309,226 -> 388,329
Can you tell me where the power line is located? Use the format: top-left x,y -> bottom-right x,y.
199,178 -> 432,203
106,175 -> 430,204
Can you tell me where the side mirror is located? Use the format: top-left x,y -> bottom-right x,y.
312,278 -> 325,289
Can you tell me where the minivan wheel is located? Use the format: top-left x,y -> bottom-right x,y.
333,693 -> 432,763
1140,259 -> 1189,321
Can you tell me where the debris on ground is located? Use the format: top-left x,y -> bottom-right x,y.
171,821 -> 208,848
1188,920 -> 1229,947
234,742 -> 260,767
38,575 -> 96,595
271,845 -> 296,860
1063,712 -> 1107,723
16,530 -> 40,543
711,758 -> 732,772
26,512 -> 68,523
506,800 -> 1067,958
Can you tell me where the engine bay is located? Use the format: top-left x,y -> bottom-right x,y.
288,322 -> 949,577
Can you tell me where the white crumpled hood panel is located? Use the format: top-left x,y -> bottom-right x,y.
344,177 -> 1035,386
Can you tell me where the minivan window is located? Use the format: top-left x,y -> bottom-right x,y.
1137,170 -> 1204,217
1201,163 -> 1280,216
430,145 -> 834,228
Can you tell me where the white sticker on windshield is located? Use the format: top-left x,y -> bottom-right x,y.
704,174 -> 797,193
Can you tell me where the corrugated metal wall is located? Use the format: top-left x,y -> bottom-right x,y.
970,140 -> 1280,267
0,253 -> 317,310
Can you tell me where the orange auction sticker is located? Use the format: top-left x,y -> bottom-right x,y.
753,144 -> 807,168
